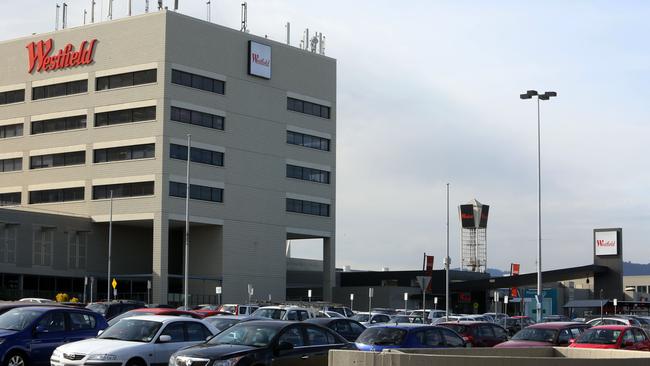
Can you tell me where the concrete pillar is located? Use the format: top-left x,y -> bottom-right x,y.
152,213 -> 169,304
323,237 -> 335,301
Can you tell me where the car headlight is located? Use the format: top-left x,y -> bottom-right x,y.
87,354 -> 119,361
51,349 -> 61,357
213,356 -> 243,366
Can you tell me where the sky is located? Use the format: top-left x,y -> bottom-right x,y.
2,1 -> 649,274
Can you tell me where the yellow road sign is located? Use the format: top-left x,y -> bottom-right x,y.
112,278 -> 117,289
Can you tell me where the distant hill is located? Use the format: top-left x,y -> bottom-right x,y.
484,262 -> 650,277
486,268 -> 508,277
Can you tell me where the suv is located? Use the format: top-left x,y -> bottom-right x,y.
252,306 -> 315,321
86,300 -> 145,320
439,321 -> 509,347
217,304 -> 260,316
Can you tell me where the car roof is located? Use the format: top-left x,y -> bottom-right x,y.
529,322 -> 585,329
590,325 -> 635,330
123,315 -> 203,323
205,315 -> 250,320
439,321 -> 495,326
368,324 -> 443,330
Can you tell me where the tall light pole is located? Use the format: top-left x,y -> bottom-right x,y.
445,183 -> 450,321
519,90 -> 557,322
107,190 -> 113,301
183,134 -> 191,310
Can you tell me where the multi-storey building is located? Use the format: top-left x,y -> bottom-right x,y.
0,10 -> 336,304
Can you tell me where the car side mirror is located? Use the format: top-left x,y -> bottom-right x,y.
97,330 -> 104,336
34,325 -> 46,334
275,341 -> 294,355
159,335 -> 172,343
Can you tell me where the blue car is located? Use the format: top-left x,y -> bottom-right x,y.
355,324 -> 467,352
0,306 -> 107,366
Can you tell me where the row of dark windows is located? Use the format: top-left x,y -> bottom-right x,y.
286,164 -> 330,184
96,69 -> 157,91
30,151 -> 85,170
287,97 -> 331,119
95,106 -> 156,127
31,115 -> 86,135
286,130 -> 330,151
0,192 -> 21,206
0,158 -> 22,173
170,106 -> 225,130
169,181 -> 223,203
92,181 -> 155,200
29,187 -> 85,204
0,89 -> 25,105
170,144 -> 224,167
0,124 -> 23,139
32,80 -> 88,101
171,69 -> 225,95
94,144 -> 155,163
286,198 -> 330,217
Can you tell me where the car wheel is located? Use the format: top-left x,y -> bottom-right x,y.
126,359 -> 144,366
5,352 -> 27,366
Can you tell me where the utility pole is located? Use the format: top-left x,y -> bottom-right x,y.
183,134 -> 191,309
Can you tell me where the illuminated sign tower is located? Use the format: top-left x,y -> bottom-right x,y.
459,199 -> 489,273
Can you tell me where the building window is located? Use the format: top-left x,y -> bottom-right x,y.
29,187 -> 84,204
30,151 -> 85,169
33,229 -> 54,266
0,124 -> 23,139
287,97 -> 331,119
0,158 -> 22,173
286,164 -> 330,184
31,115 -> 86,134
0,225 -> 17,264
0,192 -> 21,206
170,106 -> 225,130
170,144 -> 224,167
93,144 -> 155,163
95,106 -> 156,127
171,69 -> 225,94
0,89 -> 25,105
92,181 -> 155,199
68,232 -> 87,269
96,69 -> 157,91
169,181 -> 223,203
637,286 -> 648,293
32,80 -> 88,100
286,198 -> 330,217
286,131 -> 330,151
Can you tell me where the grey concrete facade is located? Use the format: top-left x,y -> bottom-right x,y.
0,10 -> 336,304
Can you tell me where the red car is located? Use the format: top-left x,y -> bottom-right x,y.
569,325 -> 650,351
107,307 -> 203,325
439,321 -> 508,347
495,322 -> 589,348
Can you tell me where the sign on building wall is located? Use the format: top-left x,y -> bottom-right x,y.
26,39 -> 98,73
248,41 -> 271,79
595,230 -> 618,256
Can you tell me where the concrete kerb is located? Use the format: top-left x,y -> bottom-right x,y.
329,347 -> 650,366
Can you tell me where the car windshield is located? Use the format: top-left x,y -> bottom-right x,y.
512,328 -> 557,343
576,329 -> 621,344
107,311 -> 154,327
352,314 -> 370,322
253,309 -> 286,320
99,319 -> 161,342
205,318 -> 241,331
86,303 -> 108,316
221,305 -> 237,313
0,308 -> 43,331
356,327 -> 407,346
208,323 -> 279,347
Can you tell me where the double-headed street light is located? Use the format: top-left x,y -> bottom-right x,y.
519,89 -> 557,322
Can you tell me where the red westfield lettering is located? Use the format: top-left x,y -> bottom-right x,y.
251,53 -> 269,67
460,213 -> 473,219
26,38 -> 97,73
596,240 -> 615,247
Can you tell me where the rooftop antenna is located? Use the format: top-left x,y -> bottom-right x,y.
206,1 -> 211,21
299,38 -> 304,49
174,0 -> 179,11
62,2 -> 68,29
145,0 -> 149,13
55,4 -> 60,31
310,34 -> 318,53
128,0 -> 132,16
304,28 -> 309,50
91,0 -> 95,23
240,2 -> 248,32
84,9 -> 87,24
285,22 -> 290,45
158,0 -> 163,10
319,33 -> 325,55
108,0 -> 113,20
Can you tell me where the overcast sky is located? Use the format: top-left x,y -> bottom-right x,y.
2,1 -> 649,274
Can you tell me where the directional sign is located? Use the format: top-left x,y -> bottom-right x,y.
613,298 -> 618,307
416,276 -> 431,290
112,278 -> 117,289
215,286 -> 222,294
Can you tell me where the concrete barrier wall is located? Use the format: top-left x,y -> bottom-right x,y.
329,348 -> 650,366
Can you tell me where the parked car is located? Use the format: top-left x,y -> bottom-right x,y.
305,318 -> 367,342
483,313 -> 508,323
569,325 -> 650,351
51,316 -> 218,366
355,324 -> 466,351
439,321 -> 508,347
323,306 -> 354,318
170,320 -> 354,366
542,315 -> 571,323
504,316 -> 536,337
0,302 -> 68,316
426,310 -> 448,322
217,304 -> 259,316
389,315 -> 425,324
107,307 -> 203,326
202,315 -> 259,332
18,298 -> 55,304
317,311 -> 345,318
587,317 -> 642,327
0,306 -> 107,366
85,300 -> 145,320
252,306 -> 315,321
494,322 -> 589,348
350,312 -> 391,326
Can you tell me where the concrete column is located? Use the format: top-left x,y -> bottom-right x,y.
152,213 -> 169,304
323,237 -> 335,301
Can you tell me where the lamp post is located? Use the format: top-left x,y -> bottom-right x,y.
519,89 -> 557,322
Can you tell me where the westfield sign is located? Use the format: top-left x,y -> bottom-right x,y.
26,38 -> 97,73
251,52 -> 270,67
596,239 -> 616,248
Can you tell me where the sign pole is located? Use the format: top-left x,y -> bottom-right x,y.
183,134 -> 191,310
89,277 -> 94,303
350,293 -> 354,311
504,295 -> 509,329
368,288 -> 373,314
83,276 -> 88,304
107,190 -> 113,301
404,292 -> 408,314
614,298 -> 617,315
445,183 -> 450,322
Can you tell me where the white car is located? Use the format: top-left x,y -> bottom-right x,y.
19,297 -> 55,303
251,306 -> 315,321
51,316 -> 218,366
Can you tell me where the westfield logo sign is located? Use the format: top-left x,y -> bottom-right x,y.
251,52 -> 269,67
596,240 -> 615,247
26,38 -> 97,73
